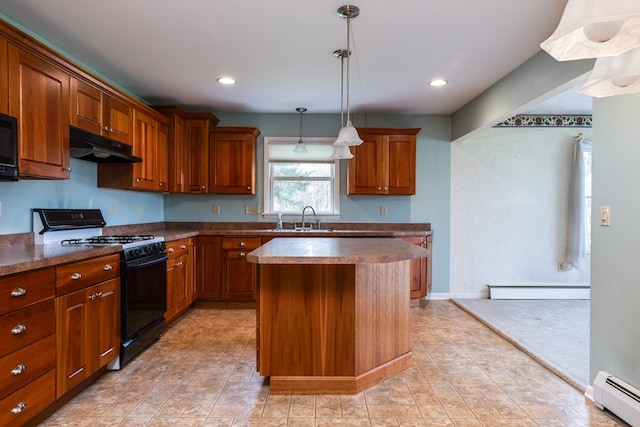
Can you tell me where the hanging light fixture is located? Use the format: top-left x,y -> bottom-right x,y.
293,107 -> 308,153
334,5 -> 362,149
578,45 -> 640,97
331,49 -> 353,159
540,0 -> 640,61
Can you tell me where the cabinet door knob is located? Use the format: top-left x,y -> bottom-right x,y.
180,244 -> 187,249
11,402 -> 26,415
62,166 -> 72,172
103,264 -> 113,271
247,187 -> 251,191
239,241 -> 246,247
239,252 -> 246,257
168,247 -> 175,252
11,324 -> 27,335
11,364 -> 26,376
71,272 -> 82,280
201,185 -> 205,190
10,287 -> 27,297
89,294 -> 96,301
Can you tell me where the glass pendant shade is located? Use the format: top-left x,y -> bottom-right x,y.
330,144 -> 353,159
293,140 -> 308,153
335,120 -> 363,146
578,46 -> 640,97
540,0 -> 640,61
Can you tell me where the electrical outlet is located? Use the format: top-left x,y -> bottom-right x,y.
110,202 -> 116,215
245,205 -> 259,215
138,204 -> 144,214
380,206 -> 387,216
212,205 -> 220,215
557,261 -> 568,272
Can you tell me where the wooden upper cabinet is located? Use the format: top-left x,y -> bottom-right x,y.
348,128 -> 420,195
156,120 -> 169,192
8,44 -> 70,179
185,115 -> 216,193
70,77 -> 132,145
0,38 -> 8,115
209,127 -> 260,194
132,108 -> 157,190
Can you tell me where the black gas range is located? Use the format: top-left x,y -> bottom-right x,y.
33,208 -> 167,370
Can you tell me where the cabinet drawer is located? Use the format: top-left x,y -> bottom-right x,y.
0,334 -> 55,400
0,268 -> 55,315
0,300 -> 55,358
222,237 -> 261,250
56,254 -> 120,295
166,238 -> 190,258
0,369 -> 55,427
226,250 -> 253,260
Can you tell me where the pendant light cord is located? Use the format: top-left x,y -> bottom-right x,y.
346,15 -> 351,125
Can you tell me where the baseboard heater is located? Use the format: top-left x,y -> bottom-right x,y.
593,371 -> 640,426
487,284 -> 590,300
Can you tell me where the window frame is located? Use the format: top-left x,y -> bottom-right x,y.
263,137 -> 341,219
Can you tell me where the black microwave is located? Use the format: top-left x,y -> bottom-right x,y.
0,112 -> 18,181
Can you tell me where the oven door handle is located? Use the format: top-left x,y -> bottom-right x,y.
125,253 -> 168,269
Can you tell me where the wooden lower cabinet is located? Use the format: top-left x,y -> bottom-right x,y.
165,238 -> 193,324
195,236 -> 222,300
221,237 -> 261,301
55,278 -> 119,397
401,235 -> 432,300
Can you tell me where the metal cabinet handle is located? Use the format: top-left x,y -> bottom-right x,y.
168,247 -> 175,252
89,294 -> 96,301
10,288 -> 27,297
247,186 -> 251,191
175,262 -> 184,266
11,364 -> 26,376
239,241 -> 246,247
103,264 -> 113,271
239,252 -> 246,257
11,324 -> 27,335
180,244 -> 187,249
71,272 -> 82,280
11,402 -> 26,415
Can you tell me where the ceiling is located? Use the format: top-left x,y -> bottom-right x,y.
0,0 -> 592,115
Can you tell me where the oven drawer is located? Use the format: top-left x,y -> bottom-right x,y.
56,254 -> 120,295
0,268 -> 55,315
166,238 -> 190,258
0,369 -> 55,427
0,334 -> 55,400
0,300 -> 55,358
222,237 -> 261,250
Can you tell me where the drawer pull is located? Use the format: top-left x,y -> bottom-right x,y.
71,272 -> 82,280
11,324 -> 27,335
10,287 -> 27,297
103,264 -> 113,271
11,402 -> 26,415
239,252 -> 246,257
180,244 -> 187,249
239,241 -> 246,247
11,364 -> 26,376
168,247 -> 175,252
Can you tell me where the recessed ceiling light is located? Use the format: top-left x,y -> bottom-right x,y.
217,77 -> 237,85
429,79 -> 448,87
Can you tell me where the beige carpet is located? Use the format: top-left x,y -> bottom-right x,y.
451,299 -> 589,391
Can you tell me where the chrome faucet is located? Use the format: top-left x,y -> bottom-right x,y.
300,206 -> 316,229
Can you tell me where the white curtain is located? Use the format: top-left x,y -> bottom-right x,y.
566,136 -> 592,269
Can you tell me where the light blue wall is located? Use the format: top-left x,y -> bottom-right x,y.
165,111 -> 452,293
0,159 -> 164,233
590,93 -> 640,387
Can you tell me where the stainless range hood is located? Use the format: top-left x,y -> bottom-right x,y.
69,126 -> 142,163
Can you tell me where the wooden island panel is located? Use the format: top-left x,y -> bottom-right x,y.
250,237 -> 425,394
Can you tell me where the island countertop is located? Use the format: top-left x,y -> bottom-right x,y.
247,237 -> 429,265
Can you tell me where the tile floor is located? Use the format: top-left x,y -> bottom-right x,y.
40,301 -> 625,426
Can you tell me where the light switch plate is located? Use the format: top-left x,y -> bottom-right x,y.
600,206 -> 610,226
245,205 -> 259,215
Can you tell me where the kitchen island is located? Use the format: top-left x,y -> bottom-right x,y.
247,237 -> 429,394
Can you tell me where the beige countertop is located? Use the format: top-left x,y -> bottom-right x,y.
247,237 -> 429,264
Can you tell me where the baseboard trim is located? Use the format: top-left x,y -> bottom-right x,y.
488,285 -> 590,300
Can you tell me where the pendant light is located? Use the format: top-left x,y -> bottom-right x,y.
334,5 -> 362,148
540,0 -> 640,61
293,107 -> 308,153
331,49 -> 353,159
578,45 -> 640,97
